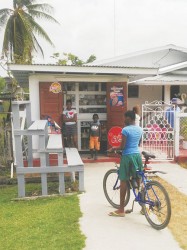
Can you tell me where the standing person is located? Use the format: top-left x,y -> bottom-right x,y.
88,114 -> 101,160
165,98 -> 180,128
108,110 -> 143,217
62,99 -> 78,148
133,105 -> 141,126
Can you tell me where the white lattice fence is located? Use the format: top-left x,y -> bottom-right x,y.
142,101 -> 175,160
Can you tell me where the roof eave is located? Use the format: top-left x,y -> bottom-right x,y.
8,64 -> 157,75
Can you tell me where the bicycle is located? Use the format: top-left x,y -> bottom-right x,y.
103,150 -> 171,230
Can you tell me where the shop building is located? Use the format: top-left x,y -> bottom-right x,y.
9,64 -> 156,151
9,44 -> 187,154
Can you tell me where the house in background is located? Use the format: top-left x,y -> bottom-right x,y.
90,44 -> 187,109
8,44 -> 187,158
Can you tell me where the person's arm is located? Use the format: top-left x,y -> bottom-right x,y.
63,113 -> 69,122
73,113 -> 77,122
63,111 -> 77,122
89,123 -> 91,138
98,124 -> 101,142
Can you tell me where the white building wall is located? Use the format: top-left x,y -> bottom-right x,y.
180,85 -> 187,94
128,85 -> 162,115
29,75 -> 40,121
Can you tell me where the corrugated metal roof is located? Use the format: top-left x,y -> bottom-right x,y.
8,63 -> 153,69
131,74 -> 187,85
88,44 -> 187,68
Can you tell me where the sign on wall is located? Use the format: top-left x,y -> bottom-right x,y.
110,86 -> 124,106
108,126 -> 122,147
49,82 -> 62,94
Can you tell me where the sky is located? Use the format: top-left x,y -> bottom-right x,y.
1,0 -> 187,75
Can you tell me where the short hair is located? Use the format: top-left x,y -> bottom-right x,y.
124,110 -> 135,121
66,99 -> 72,105
93,113 -> 99,119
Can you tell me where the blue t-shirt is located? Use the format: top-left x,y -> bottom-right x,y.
122,125 -> 143,155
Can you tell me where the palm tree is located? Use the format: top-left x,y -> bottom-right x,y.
0,0 -> 59,63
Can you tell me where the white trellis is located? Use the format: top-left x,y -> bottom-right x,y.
142,100 -> 175,160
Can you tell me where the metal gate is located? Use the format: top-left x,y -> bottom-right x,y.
142,101 -> 175,160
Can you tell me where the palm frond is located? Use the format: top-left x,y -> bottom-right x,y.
2,15 -> 15,59
26,9 -> 59,24
30,20 -> 54,46
14,0 -> 37,8
18,11 -> 53,57
31,32 -> 44,57
0,9 -> 13,28
27,3 -> 54,14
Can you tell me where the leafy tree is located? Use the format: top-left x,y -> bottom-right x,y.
51,52 -> 96,66
86,54 -> 96,64
0,0 -> 59,63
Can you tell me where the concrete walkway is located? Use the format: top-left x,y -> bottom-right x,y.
79,162 -> 187,250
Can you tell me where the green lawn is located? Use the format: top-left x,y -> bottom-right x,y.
0,184 -> 86,250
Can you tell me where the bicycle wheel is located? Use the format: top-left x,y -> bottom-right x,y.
142,180 -> 171,230
103,169 -> 130,209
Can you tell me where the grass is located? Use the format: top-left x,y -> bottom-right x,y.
0,184 -> 86,250
179,162 -> 187,170
154,177 -> 187,250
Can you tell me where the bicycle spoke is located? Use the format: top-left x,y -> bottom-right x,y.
142,181 -> 171,230
103,169 -> 130,209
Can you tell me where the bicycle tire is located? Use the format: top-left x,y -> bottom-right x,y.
142,180 -> 171,230
103,169 -> 130,209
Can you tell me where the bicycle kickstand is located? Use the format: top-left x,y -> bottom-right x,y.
126,200 -> 135,214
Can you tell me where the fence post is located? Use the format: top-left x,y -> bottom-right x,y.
175,113 -> 180,157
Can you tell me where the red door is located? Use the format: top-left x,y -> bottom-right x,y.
39,82 -> 63,126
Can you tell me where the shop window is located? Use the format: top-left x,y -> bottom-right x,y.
170,85 -> 180,99
79,93 -> 106,113
128,85 -> 139,98
79,94 -> 106,106
79,82 -> 99,91
79,107 -> 107,113
66,94 -> 76,107
64,82 -> 75,91
101,83 -> 106,91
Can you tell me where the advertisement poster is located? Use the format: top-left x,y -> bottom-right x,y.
110,86 -> 124,106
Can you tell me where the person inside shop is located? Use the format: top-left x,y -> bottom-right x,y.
132,105 -> 141,126
88,113 -> 101,160
108,110 -> 143,217
62,99 -> 78,148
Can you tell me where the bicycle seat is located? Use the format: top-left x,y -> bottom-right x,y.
142,151 -> 156,160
